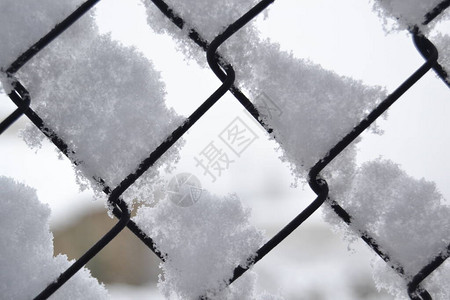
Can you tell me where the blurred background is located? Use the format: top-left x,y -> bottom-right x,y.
1,0 -> 449,299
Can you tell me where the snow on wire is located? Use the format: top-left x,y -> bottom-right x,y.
0,0 -> 449,299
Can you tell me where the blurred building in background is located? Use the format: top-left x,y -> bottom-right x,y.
53,208 -> 160,286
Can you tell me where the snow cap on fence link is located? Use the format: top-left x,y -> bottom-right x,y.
0,176 -> 108,299
327,159 -> 450,297
246,41 -> 386,178
16,7 -> 184,204
134,192 -> 264,299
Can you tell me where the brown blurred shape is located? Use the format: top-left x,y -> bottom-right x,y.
52,208 -> 161,286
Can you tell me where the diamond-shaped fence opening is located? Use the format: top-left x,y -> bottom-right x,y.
1,0 -> 449,299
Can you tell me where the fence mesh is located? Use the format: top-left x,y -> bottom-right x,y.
1,0 -> 449,299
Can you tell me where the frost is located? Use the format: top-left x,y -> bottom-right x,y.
133,192 -> 264,299
329,159 -> 450,297
370,0 -> 449,32
16,8 -> 184,204
0,0 -> 84,70
0,176 -> 108,299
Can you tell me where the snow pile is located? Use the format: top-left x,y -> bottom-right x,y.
134,192 -> 264,299
16,8 -> 183,202
0,0 -> 84,71
328,159 -> 450,298
142,0 -> 387,179
248,42 -> 385,176
370,0 -> 449,31
0,176 -> 109,299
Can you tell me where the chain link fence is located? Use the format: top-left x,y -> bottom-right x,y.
1,0 -> 449,299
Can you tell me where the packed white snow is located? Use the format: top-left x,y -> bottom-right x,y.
0,0 -> 85,71
247,42 -> 385,177
134,192 -> 264,299
370,0 -> 449,32
15,7 -> 184,204
328,159 -> 450,298
0,176 -> 109,299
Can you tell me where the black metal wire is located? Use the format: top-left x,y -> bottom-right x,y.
1,0 -> 449,299
413,31 -> 449,87
0,79 -> 30,134
229,180 -> 329,284
423,0 -> 450,25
